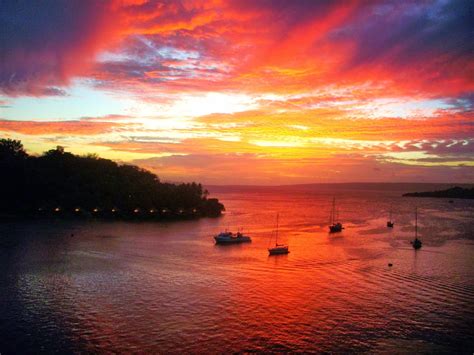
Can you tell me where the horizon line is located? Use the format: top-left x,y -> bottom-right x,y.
202,182 -> 474,188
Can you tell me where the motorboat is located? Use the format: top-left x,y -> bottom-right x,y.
214,230 -> 251,244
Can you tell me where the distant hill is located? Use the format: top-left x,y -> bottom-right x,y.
403,186 -> 474,199
0,138 -> 224,219
207,183 -> 474,194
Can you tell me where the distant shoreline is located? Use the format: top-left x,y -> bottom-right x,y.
403,187 -> 474,199
206,182 -> 474,194
206,182 -> 474,188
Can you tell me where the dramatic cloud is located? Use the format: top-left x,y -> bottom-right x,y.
0,0 -> 121,95
0,0 -> 472,183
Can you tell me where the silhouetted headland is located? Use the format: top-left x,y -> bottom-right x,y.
0,139 -> 224,220
403,186 -> 474,199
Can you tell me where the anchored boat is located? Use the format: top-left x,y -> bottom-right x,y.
214,230 -> 251,245
268,213 -> 289,255
387,204 -> 394,228
329,197 -> 344,233
410,207 -> 422,250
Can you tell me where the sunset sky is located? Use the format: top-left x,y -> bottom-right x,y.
1,0 -> 472,184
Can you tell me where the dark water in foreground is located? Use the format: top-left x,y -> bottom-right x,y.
1,185 -> 474,353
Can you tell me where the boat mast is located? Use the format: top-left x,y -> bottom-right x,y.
415,207 -> 418,239
331,197 -> 336,224
329,205 -> 332,225
275,213 -> 279,245
389,204 -> 392,221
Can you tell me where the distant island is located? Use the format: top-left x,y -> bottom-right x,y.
0,138 -> 224,220
403,186 -> 474,199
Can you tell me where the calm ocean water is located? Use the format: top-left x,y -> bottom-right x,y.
1,185 -> 473,353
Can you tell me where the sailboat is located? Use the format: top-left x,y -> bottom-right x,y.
329,197 -> 343,233
268,213 -> 289,255
411,207 -> 422,250
387,204 -> 394,228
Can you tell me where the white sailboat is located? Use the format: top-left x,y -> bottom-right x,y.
268,213 -> 289,255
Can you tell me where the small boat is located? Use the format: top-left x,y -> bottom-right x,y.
387,204 -> 394,228
269,245 -> 289,255
412,238 -> 422,250
268,213 -> 289,255
410,207 -> 422,250
329,197 -> 344,233
214,230 -> 251,244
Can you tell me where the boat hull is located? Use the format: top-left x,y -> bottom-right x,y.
329,223 -> 343,233
214,236 -> 251,245
411,239 -> 422,249
387,221 -> 394,228
268,247 -> 289,255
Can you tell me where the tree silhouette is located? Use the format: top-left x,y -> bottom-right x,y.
0,138 -> 224,219
0,138 -> 27,159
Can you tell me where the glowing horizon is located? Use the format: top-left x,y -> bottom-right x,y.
1,0 -> 473,184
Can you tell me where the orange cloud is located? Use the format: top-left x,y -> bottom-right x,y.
83,0 -> 472,100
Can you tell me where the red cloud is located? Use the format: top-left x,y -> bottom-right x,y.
3,0 -> 471,100
0,119 -> 126,135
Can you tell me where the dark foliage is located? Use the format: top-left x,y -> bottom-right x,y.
403,186 -> 474,199
0,139 -> 224,219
